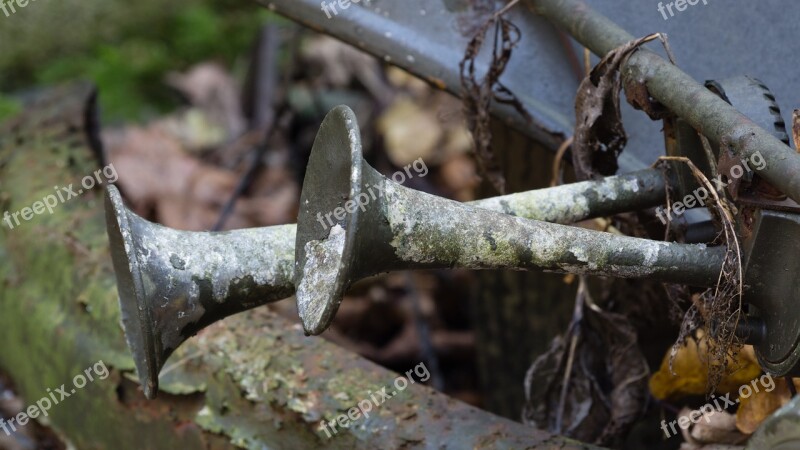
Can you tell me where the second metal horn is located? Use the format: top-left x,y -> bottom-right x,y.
294,105 -> 726,336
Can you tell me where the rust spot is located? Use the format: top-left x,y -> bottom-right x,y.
427,76 -> 447,90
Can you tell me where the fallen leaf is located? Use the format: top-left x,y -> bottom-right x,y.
573,33 -> 666,180
736,377 -> 800,434
523,287 -> 649,445
649,332 -> 761,401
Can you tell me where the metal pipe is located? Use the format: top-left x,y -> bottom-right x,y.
472,167 -> 665,223
529,0 -> 800,205
382,176 -> 724,287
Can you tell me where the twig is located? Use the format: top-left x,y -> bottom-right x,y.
555,276 -> 589,432
657,156 -> 743,392
550,136 -> 573,187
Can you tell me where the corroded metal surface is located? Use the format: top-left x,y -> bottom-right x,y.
294,106 -> 725,335
107,154 -> 668,399
741,210 -> 800,376
472,167 -> 665,223
106,185 -> 295,398
109,106 -> 671,396
747,395 -> 800,450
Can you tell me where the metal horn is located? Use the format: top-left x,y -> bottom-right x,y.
105,106 -> 713,397
104,185 -> 295,399
294,105 -> 727,335
105,163 -> 665,398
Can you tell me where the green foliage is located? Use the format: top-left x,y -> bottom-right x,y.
0,95 -> 22,122
0,0 -> 281,122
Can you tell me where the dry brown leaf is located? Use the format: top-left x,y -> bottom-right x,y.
792,109 -> 800,152
675,406 -> 747,447
302,36 -> 392,105
165,62 -> 246,140
459,1 -> 531,194
438,154 -> 479,202
523,289 -> 648,445
573,33 -> 667,180
104,117 -> 296,231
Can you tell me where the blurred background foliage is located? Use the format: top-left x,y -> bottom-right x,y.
0,0 -> 282,122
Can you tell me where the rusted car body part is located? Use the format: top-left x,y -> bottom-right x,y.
294,106 -> 725,335
0,84 -> 597,449
258,0 -> 577,152
529,0 -> 800,206
108,143 -> 669,398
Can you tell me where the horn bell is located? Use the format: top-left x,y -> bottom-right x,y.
104,185 -> 295,398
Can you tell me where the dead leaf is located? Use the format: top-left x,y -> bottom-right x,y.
678,407 -> 747,447
438,153 -> 479,202
166,63 -> 246,140
459,1 -> 531,194
523,285 -> 648,445
302,36 -> 392,106
736,377 -> 800,434
104,117 -> 297,231
573,33 -> 666,180
377,97 -> 442,166
649,332 -> 761,401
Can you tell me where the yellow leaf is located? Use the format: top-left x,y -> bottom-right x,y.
649,333 -> 761,401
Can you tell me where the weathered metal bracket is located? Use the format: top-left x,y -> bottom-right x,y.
741,210 -> 800,376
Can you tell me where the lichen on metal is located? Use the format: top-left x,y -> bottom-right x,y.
382,175 -> 721,282
294,106 -> 725,336
471,168 -> 664,224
